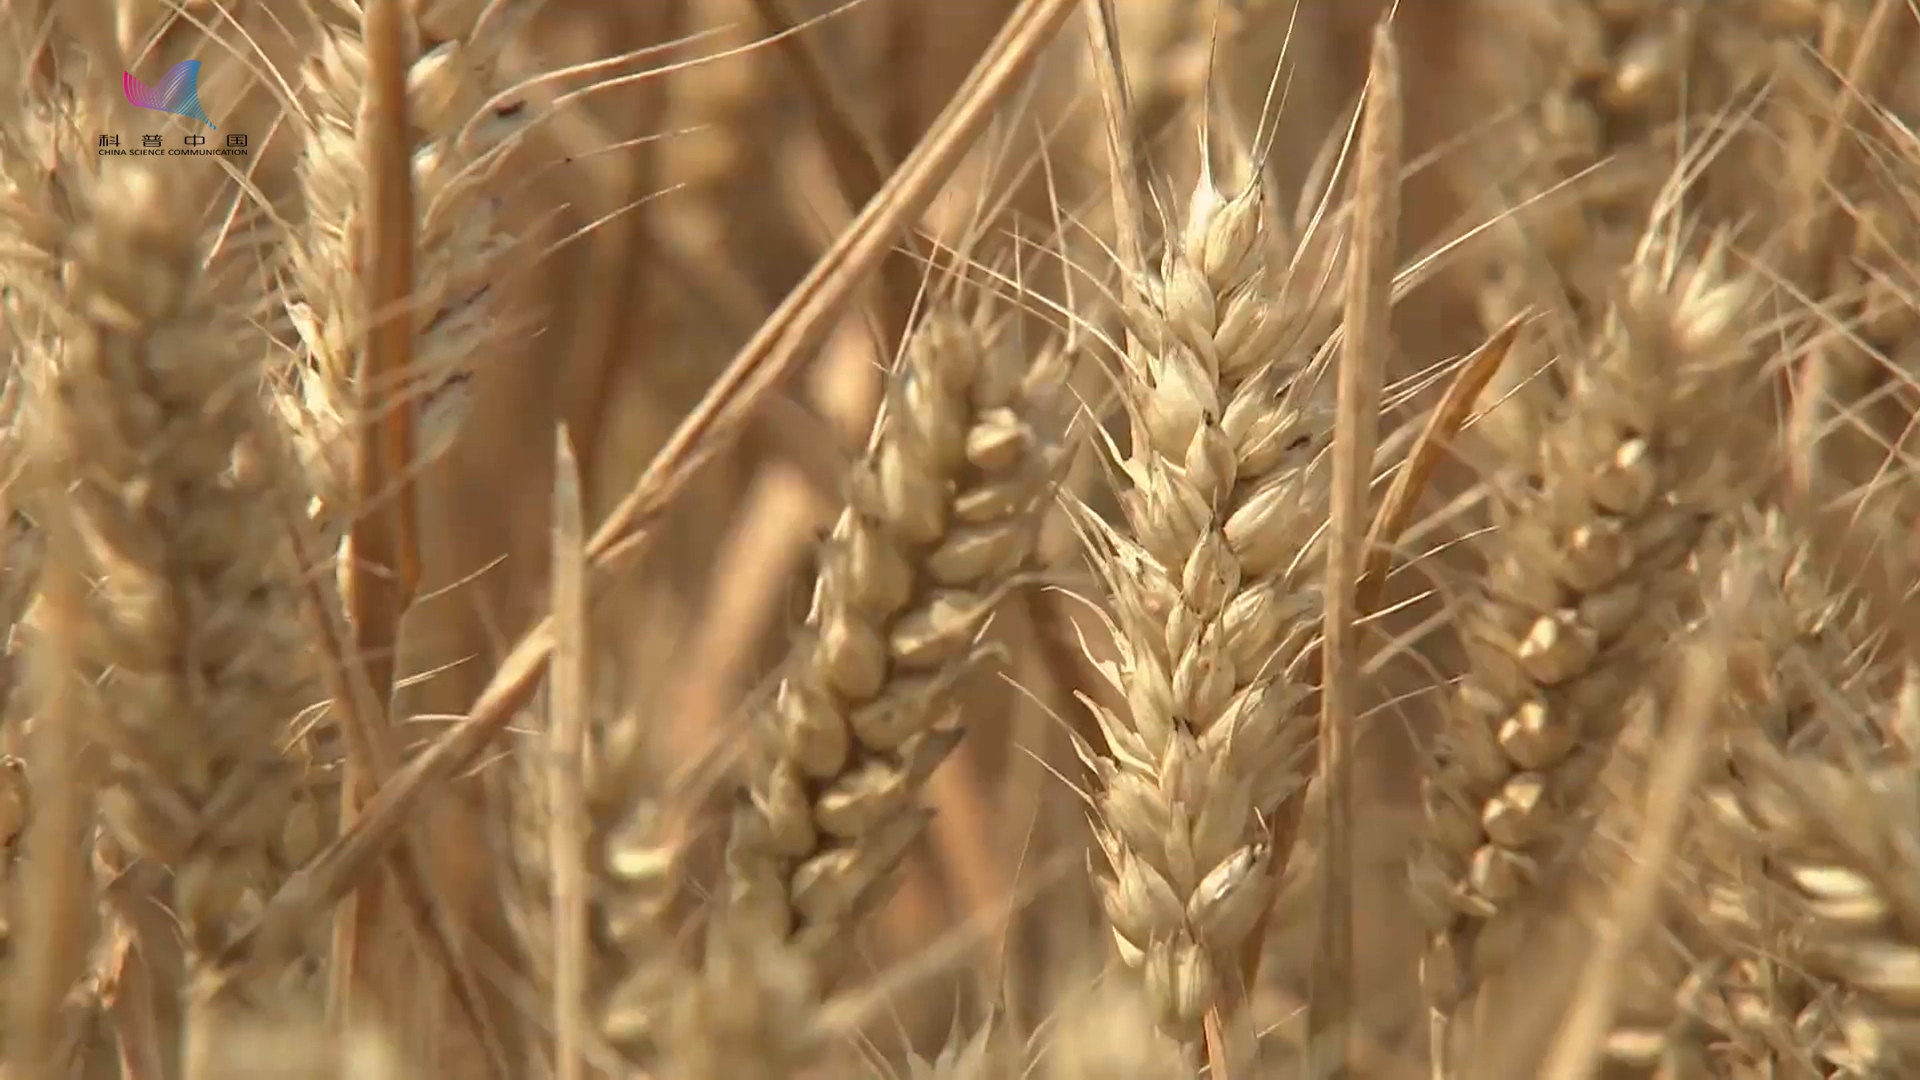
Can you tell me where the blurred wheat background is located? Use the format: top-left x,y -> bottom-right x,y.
3,0 -> 1920,1077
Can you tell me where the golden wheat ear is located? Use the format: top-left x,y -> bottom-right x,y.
1415,218 -> 1770,1070
1533,516 -> 1793,1078
1637,510 -> 1876,1075
21,159 -> 320,1070
1069,88 -> 1337,1057
288,0 -> 538,543
1710,700 -> 1920,1078
1458,2 -> 1829,464
1682,511 -> 1919,1075
502,628 -> 692,1066
714,295 -> 1070,985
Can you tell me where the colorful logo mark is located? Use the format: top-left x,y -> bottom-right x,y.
123,60 -> 216,128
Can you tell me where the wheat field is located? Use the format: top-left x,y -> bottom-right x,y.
2,0 -> 1919,1077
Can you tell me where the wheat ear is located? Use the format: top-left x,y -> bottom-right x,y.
1075,134 -> 1333,1052
1465,0 -> 1774,463
716,301 -> 1066,975
25,161 -> 317,1061
1563,516 -> 1832,1076
1717,680 -> 1920,1077
1676,511 -> 1874,1073
504,694 -> 690,1069
289,0 -> 535,533
1416,220 -> 1762,1066
1472,0 -> 1681,333
501,447 -> 688,1076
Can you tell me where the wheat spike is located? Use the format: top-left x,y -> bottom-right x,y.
1695,518 -> 1920,1074
288,0 -> 535,540
505,688 -> 695,1070
1721,699 -> 1920,1077
1073,108 -> 1339,1050
1416,218 -> 1763,1066
717,299 -> 1066,973
1675,512 -> 1877,1072
1463,0 -> 1798,466
24,161 -> 318,1043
